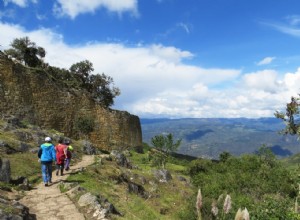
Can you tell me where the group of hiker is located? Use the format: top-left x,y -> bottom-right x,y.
38,137 -> 73,186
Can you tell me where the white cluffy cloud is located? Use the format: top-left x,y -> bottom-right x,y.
0,21 -> 298,118
3,0 -> 37,7
53,0 -> 139,19
257,57 -> 276,66
242,70 -> 280,93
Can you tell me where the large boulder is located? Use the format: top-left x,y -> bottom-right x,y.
18,142 -> 30,152
153,169 -> 172,183
110,151 -> 132,169
0,158 -> 11,183
78,192 -> 121,219
117,173 -> 148,198
127,182 -> 148,198
82,140 -> 97,155
78,192 -> 97,207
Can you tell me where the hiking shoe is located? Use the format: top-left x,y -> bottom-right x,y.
45,183 -> 48,187
56,171 -> 59,176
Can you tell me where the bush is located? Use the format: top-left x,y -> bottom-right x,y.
188,153 -> 298,219
74,116 -> 95,138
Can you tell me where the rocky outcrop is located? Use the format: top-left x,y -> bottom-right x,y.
0,53 -> 142,151
82,140 -> 97,155
153,169 -> 172,182
110,150 -> 132,168
77,192 -> 121,219
0,195 -> 35,220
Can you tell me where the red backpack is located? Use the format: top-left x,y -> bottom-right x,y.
55,144 -> 66,164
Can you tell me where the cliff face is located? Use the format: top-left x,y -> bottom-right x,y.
0,53 -> 142,150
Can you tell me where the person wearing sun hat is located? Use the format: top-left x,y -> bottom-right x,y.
38,137 -> 56,186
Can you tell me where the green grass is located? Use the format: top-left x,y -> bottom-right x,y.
114,196 -> 162,220
0,203 -> 15,214
281,153 -> 300,171
0,132 -> 20,149
4,152 -> 41,183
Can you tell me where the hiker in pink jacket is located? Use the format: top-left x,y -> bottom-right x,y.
55,138 -> 67,176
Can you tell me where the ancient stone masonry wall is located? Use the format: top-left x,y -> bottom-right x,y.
91,107 -> 142,151
0,55 -> 142,150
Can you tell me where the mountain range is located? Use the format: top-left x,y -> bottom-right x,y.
141,117 -> 300,159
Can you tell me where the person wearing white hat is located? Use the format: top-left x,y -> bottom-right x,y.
38,137 -> 56,186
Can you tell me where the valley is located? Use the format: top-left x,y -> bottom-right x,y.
141,117 -> 300,159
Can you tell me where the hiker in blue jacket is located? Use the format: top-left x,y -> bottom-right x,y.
38,137 -> 56,186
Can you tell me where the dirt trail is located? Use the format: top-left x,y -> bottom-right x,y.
20,155 -> 95,220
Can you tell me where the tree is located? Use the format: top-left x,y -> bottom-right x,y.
4,36 -> 45,67
69,61 -> 120,108
151,135 -> 165,151
275,96 -> 300,136
149,133 -> 181,168
88,73 -> 120,108
256,144 -> 276,167
219,151 -> 232,162
151,133 -> 181,154
69,60 -> 94,83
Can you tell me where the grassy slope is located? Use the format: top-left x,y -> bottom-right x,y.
281,152 -> 300,171
66,150 -> 196,220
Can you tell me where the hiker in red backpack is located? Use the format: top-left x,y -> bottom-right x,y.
55,137 -> 68,176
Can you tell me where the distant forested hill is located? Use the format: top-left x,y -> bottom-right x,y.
141,118 -> 300,159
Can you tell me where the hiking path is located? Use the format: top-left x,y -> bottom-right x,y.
20,155 -> 95,220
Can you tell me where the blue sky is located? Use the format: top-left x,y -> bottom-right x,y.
1,0 -> 300,118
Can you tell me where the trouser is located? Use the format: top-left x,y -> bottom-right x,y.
65,158 -> 71,170
41,162 -> 52,183
56,162 -> 64,175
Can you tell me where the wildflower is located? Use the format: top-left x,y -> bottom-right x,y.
196,188 -> 202,211
234,208 -> 243,220
211,201 -> 219,217
223,194 -> 232,214
295,197 -> 299,213
242,208 -> 250,220
196,188 -> 202,220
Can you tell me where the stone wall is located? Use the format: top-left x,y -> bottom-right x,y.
0,54 -> 142,151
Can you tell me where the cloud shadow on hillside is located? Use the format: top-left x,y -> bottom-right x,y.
185,129 -> 214,141
270,145 -> 293,157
